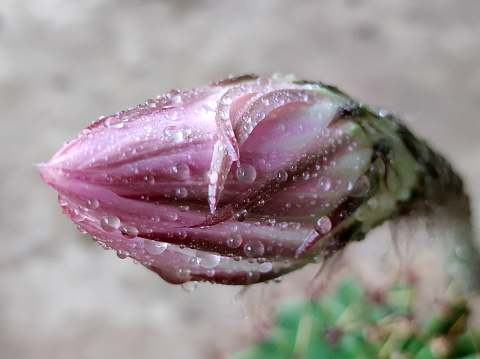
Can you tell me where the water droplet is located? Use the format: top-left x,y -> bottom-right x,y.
277,171 -> 288,182
207,170 -> 218,184
144,239 -> 167,255
100,216 -> 120,232
315,216 -> 332,235
171,162 -> 190,181
378,109 -> 388,117
116,249 -> 130,259
227,233 -> 242,248
236,163 -> 257,183
176,187 -> 188,198
176,268 -> 191,280
105,119 -> 124,129
166,90 -> 181,103
350,175 -> 371,197
243,239 -> 265,257
181,281 -> 198,292
163,126 -> 183,142
177,229 -> 187,239
86,198 -> 99,209
259,262 -> 273,273
302,172 -> 310,180
169,213 -> 179,222
367,198 -> 377,209
179,205 -> 190,212
318,176 -> 331,191
257,111 -> 265,120
145,98 -> 157,108
144,174 -> 155,185
70,209 -> 86,221
77,225 -> 87,234
196,252 -> 221,268
235,210 -> 248,222
58,195 -> 68,207
121,226 -> 139,239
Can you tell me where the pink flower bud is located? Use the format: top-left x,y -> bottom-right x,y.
39,75 -> 416,285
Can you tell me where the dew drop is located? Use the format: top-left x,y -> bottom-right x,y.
116,249 -> 130,259
176,187 -> 188,198
350,175 -> 371,197
100,216 -> 120,232
163,126 -> 183,142
171,162 -> 190,181
318,176 -> 332,192
70,209 -> 86,221
166,90 -> 181,103
367,198 -> 378,209
236,163 -> 257,183
121,226 -> 139,239
243,239 -> 265,258
86,198 -> 99,209
177,268 -> 191,280
207,170 -> 218,184
315,216 -> 332,235
259,262 -> 273,273
169,213 -> 179,222
144,239 -> 167,255
227,233 -> 243,248
302,172 -> 310,180
181,281 -> 198,292
196,252 -> 221,269
234,209 -> 248,222
58,195 -> 68,207
144,174 -> 155,185
277,170 -> 288,182
77,225 -> 87,234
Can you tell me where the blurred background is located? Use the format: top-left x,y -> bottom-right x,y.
1,0 -> 479,358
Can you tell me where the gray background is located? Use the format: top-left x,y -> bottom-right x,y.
1,1 -> 479,358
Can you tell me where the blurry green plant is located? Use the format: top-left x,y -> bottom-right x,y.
233,281 -> 479,359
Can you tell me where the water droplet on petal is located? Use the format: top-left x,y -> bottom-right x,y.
144,239 -> 168,255
350,175 -> 371,197
259,262 -> 273,273
315,216 -> 332,235
181,281 -> 198,292
196,252 -> 221,269
163,126 -> 183,142
236,163 -> 257,183
86,198 -> 99,209
116,249 -> 130,259
176,187 -> 188,198
100,216 -> 120,232
121,226 -> 139,239
227,233 -> 243,248
318,176 -> 332,192
166,90 -> 182,103
171,162 -> 190,181
207,170 -> 218,184
234,210 -> 248,222
277,171 -> 288,182
243,239 -> 265,257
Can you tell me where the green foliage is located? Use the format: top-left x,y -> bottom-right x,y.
232,281 -> 480,359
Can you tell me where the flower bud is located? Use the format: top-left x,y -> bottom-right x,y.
39,75 -> 425,285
